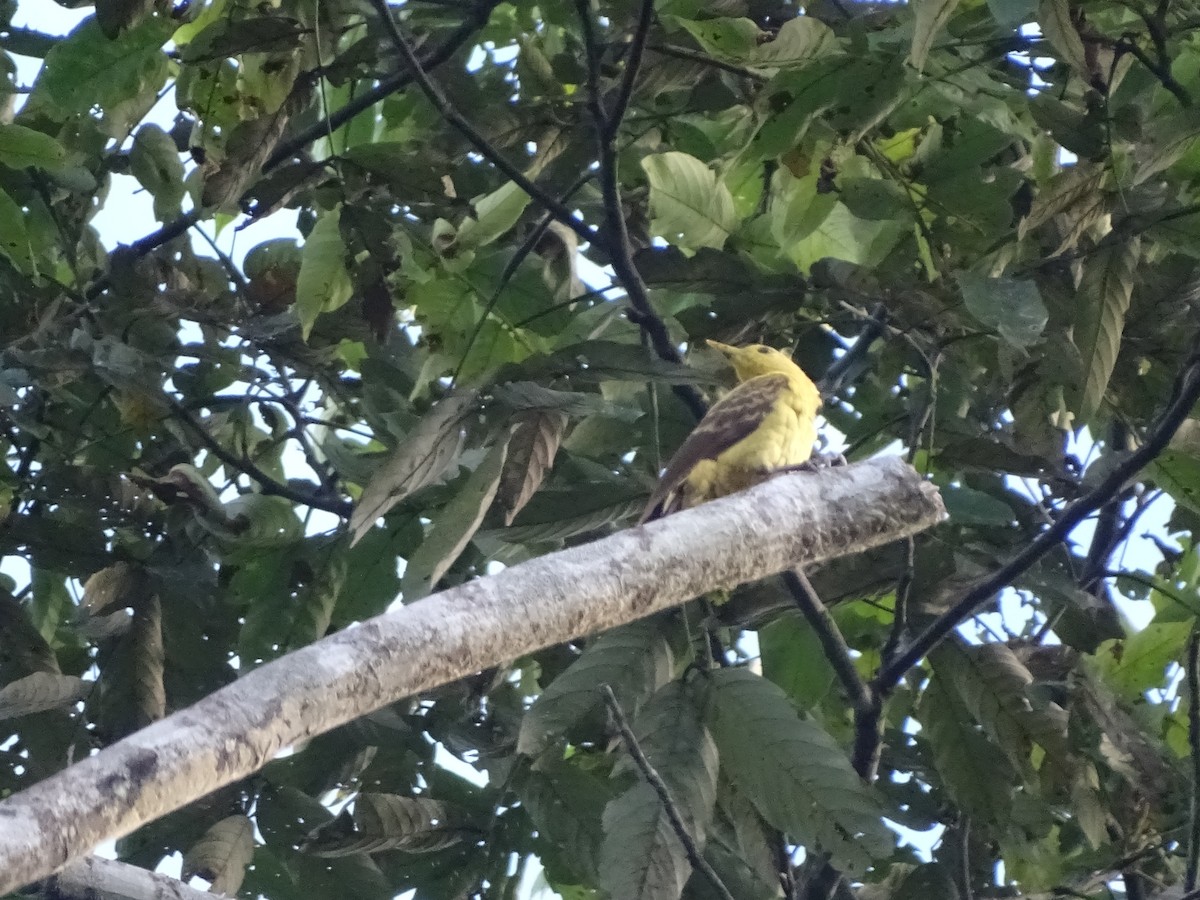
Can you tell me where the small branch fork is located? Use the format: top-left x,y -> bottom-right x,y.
573,0 -> 707,420
170,400 -> 351,518
86,2 -> 499,300
792,338 -> 1200,900
366,0 -> 596,250
600,684 -> 736,900
877,344 -> 1200,689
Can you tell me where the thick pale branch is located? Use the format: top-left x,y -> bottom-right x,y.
0,457 -> 942,894
39,855 -> 215,900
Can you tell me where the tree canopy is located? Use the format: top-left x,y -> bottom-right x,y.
4,0 -> 1200,897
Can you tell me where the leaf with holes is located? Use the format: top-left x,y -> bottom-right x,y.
182,814 -> 255,896
642,152 -> 736,251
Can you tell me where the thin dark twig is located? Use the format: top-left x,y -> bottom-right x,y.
451,172 -> 593,386
819,304 -> 889,398
599,684 -> 736,900
170,400 -> 352,517
265,2 -> 500,171
783,569 -> 881,789
645,43 -> 768,82
1117,34 -> 1192,107
85,210 -> 202,301
605,0 -> 655,141
366,0 -> 597,249
1123,4 -> 1192,108
782,570 -> 870,711
876,343 -> 1200,690
1187,630 -> 1200,891
881,537 -> 915,670
574,0 -> 706,420
956,816 -> 973,900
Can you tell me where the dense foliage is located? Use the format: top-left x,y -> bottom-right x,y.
5,0 -> 1200,896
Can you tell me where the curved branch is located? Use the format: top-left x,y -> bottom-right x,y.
366,0 -> 597,249
171,401 -> 352,518
263,0 -> 501,172
876,342 -> 1200,690
0,458 -> 943,894
574,0 -> 707,420
601,684 -> 736,900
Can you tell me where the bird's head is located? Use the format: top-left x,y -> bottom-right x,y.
706,340 -> 810,383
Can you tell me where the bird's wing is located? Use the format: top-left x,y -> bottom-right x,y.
639,373 -> 790,522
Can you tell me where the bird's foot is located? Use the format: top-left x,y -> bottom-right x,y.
771,452 -> 847,477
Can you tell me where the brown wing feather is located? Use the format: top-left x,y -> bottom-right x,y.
639,374 -> 789,522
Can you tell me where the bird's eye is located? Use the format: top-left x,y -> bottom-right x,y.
757,347 -> 771,354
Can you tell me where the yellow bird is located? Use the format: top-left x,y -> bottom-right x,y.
640,340 -> 823,522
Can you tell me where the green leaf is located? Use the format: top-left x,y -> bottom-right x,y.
400,437 -> 509,600
1133,108 -> 1200,185
958,272 -> 1048,349
1094,620 -> 1193,701
642,152 -> 737,251
349,391 -> 478,546
919,675 -> 1016,823
785,202 -> 906,273
909,0 -> 963,71
0,124 -> 67,170
759,612 -> 837,711
600,679 -> 719,900
1150,448 -> 1200,517
519,622 -> 675,755
0,188 -> 36,275
220,495 -> 303,549
930,640 -> 1068,776
986,0 -> 1036,28
838,176 -> 911,221
24,17 -> 172,131
130,123 -> 186,221
941,483 -> 1016,526
1073,239 -> 1139,420
754,16 -> 836,67
517,754 -> 612,884
455,181 -> 532,250
704,668 -> 890,874
672,17 -> 762,59
1038,0 -> 1088,76
296,206 -> 354,339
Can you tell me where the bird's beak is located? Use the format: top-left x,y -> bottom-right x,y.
705,339 -> 736,357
